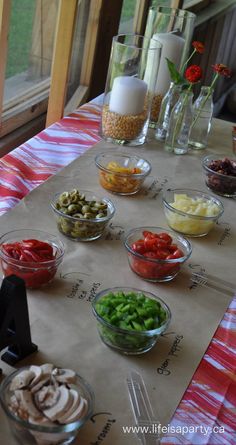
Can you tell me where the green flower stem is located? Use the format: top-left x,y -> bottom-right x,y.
180,48 -> 196,75
190,73 -> 219,131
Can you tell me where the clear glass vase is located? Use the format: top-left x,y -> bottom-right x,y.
189,86 -> 214,150
144,6 -> 196,127
155,82 -> 181,141
165,90 -> 193,155
100,34 -> 162,146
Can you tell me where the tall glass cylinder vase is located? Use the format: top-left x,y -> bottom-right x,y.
189,86 -> 214,150
144,6 -> 196,127
165,90 -> 193,155
100,34 -> 162,146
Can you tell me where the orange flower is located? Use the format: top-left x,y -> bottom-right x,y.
185,65 -> 202,83
212,64 -> 232,78
192,41 -> 205,54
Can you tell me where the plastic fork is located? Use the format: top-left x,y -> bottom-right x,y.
126,371 -> 160,445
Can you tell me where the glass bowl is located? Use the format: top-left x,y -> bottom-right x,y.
124,227 -> 192,282
92,287 -> 171,354
0,365 -> 94,445
95,152 -> 151,195
202,154 -> 236,198
162,188 -> 224,237
0,229 -> 65,289
51,189 -> 115,241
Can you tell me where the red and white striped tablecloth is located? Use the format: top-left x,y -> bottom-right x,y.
0,103 -> 235,444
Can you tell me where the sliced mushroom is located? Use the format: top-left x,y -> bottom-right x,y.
55,368 -> 76,384
62,397 -> 88,424
40,363 -> 54,377
29,365 -> 43,387
43,385 -> 73,421
10,370 -> 35,391
18,390 -> 42,419
28,416 -> 55,427
35,385 -> 60,410
31,376 -> 51,394
57,389 -> 80,423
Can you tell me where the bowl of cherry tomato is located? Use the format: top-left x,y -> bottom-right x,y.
124,227 -> 192,282
0,229 -> 65,289
95,152 -> 151,195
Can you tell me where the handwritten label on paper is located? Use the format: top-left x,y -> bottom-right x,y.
105,222 -> 125,241
188,263 -> 206,290
157,332 -> 184,376
90,412 -> 116,445
141,177 -> 168,199
60,271 -> 101,302
216,221 -> 232,245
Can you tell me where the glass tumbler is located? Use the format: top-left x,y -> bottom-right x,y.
100,34 -> 162,146
144,6 -> 196,126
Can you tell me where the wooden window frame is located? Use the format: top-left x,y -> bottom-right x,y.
0,0 -> 231,150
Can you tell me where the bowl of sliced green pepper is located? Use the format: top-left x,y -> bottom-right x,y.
92,287 -> 171,354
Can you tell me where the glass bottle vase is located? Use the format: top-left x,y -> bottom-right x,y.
155,82 -> 181,141
188,86 -> 214,150
165,90 -> 193,154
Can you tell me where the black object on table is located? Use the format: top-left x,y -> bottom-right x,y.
0,275 -> 37,373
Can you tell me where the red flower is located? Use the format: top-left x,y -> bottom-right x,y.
212,64 -> 232,78
192,41 -> 205,54
185,65 -> 203,83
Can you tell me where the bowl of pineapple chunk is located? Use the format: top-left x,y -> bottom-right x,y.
162,188 -> 224,237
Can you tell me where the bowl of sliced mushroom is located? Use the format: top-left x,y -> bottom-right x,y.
50,189 -> 116,241
0,363 -> 94,445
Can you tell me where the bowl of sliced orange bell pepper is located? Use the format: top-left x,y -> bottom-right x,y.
95,152 -> 151,195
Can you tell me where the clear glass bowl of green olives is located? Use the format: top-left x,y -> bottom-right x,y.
51,189 -> 116,241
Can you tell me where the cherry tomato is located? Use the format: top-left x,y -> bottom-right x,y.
142,231 -> 159,239
157,232 -> 172,245
166,249 -> 184,260
144,237 -> 168,251
154,249 -> 170,260
131,240 -> 146,254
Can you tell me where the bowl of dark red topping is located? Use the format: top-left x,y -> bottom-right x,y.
202,155 -> 236,198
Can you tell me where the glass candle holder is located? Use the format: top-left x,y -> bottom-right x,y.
232,127 -> 236,154
144,6 -> 196,127
100,34 -> 162,146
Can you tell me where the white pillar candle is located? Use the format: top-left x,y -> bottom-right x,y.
154,33 -> 185,95
109,76 -> 147,115
144,37 -> 162,93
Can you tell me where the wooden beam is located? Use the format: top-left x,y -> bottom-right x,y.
171,0 -> 184,8
133,0 -> 152,35
29,0 -> 58,79
3,78 -> 50,112
46,0 -> 77,127
0,0 -> 11,118
0,114 -> 46,157
88,0 -> 123,100
64,85 -> 88,116
1,91 -> 49,137
80,0 -> 103,86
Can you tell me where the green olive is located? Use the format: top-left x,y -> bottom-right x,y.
82,205 -> 91,214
